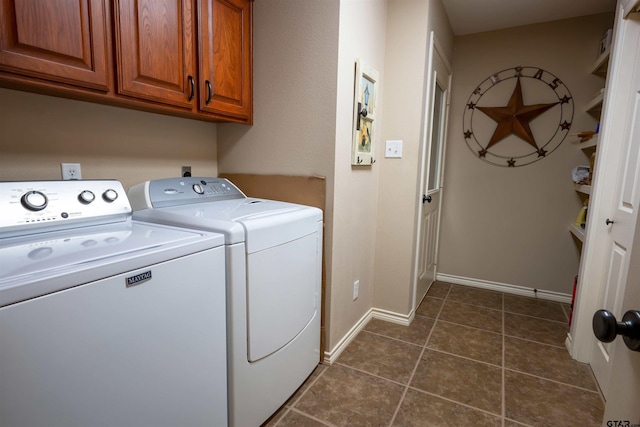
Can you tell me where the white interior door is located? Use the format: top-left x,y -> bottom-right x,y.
590,4 -> 640,401
415,33 -> 452,307
601,190 -> 640,423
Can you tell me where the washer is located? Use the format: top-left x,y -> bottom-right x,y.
0,180 -> 228,427
129,177 -> 323,427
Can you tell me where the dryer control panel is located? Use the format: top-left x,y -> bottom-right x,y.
129,177 -> 246,209
0,180 -> 132,238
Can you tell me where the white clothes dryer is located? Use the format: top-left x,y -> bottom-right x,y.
0,180 -> 228,427
129,177 -> 322,427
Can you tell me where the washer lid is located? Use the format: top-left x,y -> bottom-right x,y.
0,220 -> 224,307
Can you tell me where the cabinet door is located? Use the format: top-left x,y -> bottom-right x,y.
114,0 -> 196,109
198,0 -> 252,122
0,0 -> 110,91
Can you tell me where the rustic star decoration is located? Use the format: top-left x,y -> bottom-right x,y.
463,66 -> 574,167
476,77 -> 560,150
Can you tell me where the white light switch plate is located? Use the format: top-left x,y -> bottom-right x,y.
385,140 -> 403,158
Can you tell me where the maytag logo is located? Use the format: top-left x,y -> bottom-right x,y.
126,270 -> 152,287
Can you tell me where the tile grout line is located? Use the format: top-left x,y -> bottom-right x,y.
503,367 -> 603,394
332,362 -> 408,388
287,407 -> 338,427
362,329 -> 429,348
504,310 -> 570,325
435,317 -> 503,335
424,346 -> 502,369
386,283 -> 451,427
502,333 -> 569,349
270,365 -> 329,426
405,386 -> 503,419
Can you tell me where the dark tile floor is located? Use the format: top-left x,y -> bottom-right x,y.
262,282 -> 604,427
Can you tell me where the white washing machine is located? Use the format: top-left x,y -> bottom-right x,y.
129,177 -> 322,427
0,180 -> 228,427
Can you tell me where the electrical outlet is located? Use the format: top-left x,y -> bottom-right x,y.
181,166 -> 192,177
353,280 -> 359,300
61,163 -> 82,180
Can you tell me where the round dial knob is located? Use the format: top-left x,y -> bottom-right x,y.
102,189 -> 118,202
78,190 -> 95,204
21,191 -> 48,211
193,184 -> 204,194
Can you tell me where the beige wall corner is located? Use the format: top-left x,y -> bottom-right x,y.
438,13 -> 615,294
374,0 -> 454,315
216,0 -> 341,348
328,0 -> 388,352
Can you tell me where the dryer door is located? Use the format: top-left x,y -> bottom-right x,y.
246,232 -> 319,362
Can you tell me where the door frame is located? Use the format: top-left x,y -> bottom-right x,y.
411,32 -> 452,312
569,0 -> 640,365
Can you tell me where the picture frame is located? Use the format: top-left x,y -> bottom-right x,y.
352,59 -> 379,166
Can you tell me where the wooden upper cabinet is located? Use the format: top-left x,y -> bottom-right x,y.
198,0 -> 252,122
0,0 -> 252,123
0,0 -> 110,91
113,0 -> 196,109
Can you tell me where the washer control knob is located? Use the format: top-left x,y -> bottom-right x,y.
193,184 -> 204,194
21,191 -> 48,211
78,190 -> 95,204
102,189 -> 118,202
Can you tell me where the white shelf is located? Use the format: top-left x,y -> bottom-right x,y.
570,224 -> 585,242
590,51 -> 610,77
579,134 -> 599,150
585,92 -> 604,117
574,183 -> 592,195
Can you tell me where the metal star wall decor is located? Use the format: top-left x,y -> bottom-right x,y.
463,66 -> 574,167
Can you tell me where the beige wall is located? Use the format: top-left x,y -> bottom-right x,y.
215,0 -> 341,346
330,0 -> 387,350
216,0 -> 391,352
0,89 -> 218,189
373,0 -> 453,315
438,13 -> 614,294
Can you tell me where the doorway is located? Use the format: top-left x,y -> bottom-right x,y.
413,33 -> 452,311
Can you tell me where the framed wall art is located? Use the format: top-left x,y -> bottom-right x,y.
352,59 -> 379,166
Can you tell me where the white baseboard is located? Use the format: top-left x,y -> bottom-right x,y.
436,273 -> 572,304
323,307 -> 413,365
565,332 -> 574,356
323,309 -> 373,365
371,307 -> 414,326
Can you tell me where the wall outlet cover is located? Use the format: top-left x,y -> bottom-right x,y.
61,163 -> 82,180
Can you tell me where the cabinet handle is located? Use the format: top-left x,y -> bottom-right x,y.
206,80 -> 212,105
188,76 -> 195,101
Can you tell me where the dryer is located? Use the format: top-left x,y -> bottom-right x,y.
129,177 -> 322,427
0,180 -> 228,427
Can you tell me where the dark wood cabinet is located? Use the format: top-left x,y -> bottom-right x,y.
198,0 -> 252,122
0,0 -> 252,124
113,0 -> 196,109
0,0 -> 111,91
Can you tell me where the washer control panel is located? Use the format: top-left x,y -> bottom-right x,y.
0,180 -> 132,237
